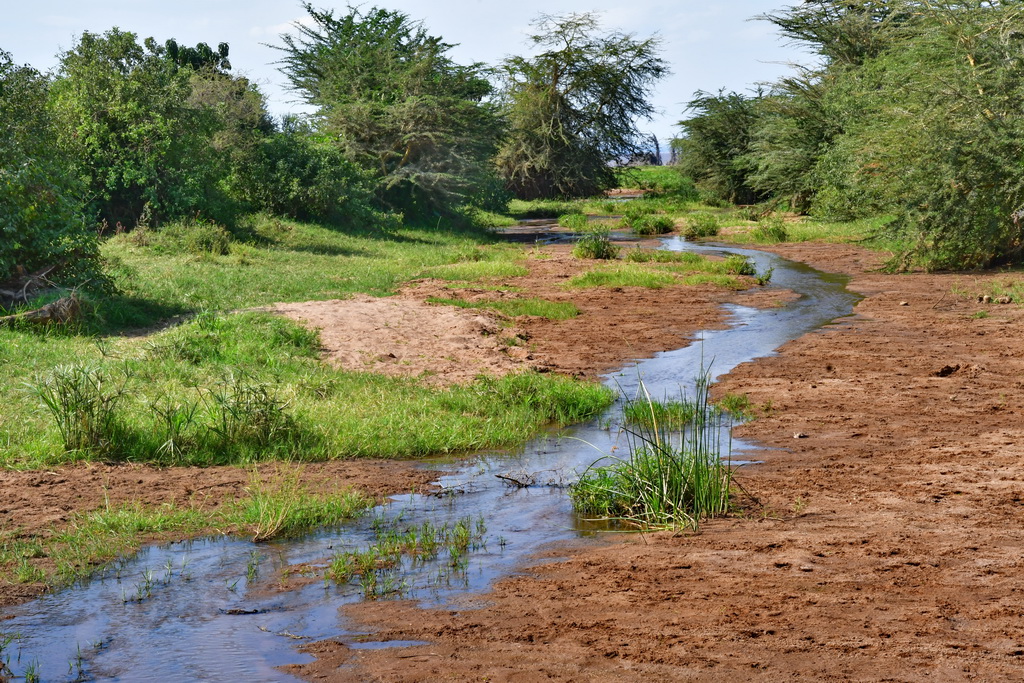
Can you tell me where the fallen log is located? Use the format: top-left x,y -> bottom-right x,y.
0,264 -> 60,309
0,295 -> 82,327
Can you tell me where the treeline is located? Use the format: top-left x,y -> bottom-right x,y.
1,4 -> 665,288
676,0 -> 1024,270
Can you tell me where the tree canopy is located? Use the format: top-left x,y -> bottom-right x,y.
274,3 -> 504,216
495,13 -> 668,200
676,0 -> 1024,269
0,50 -> 98,285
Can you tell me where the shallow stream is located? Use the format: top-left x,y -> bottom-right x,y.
1,234 -> 860,681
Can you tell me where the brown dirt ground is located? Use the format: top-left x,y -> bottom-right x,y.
0,242 -> 764,608
286,243 -> 1024,682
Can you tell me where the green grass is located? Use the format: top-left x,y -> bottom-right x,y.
101,214 -> 517,328
2,312 -> 614,468
716,214 -> 901,250
571,371 -> 733,530
566,264 -> 678,289
232,472 -> 373,542
568,253 -> 757,290
427,296 -> 579,320
624,249 -> 705,264
558,213 -> 590,230
0,474 -> 374,590
420,259 -> 529,281
2,212 -> 617,468
508,199 -> 584,219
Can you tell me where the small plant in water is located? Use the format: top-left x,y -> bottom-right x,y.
557,212 -> 589,230
572,228 -> 620,260
571,367 -> 734,530
683,212 -> 720,239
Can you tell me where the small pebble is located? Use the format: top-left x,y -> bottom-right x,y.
899,301 -> 909,306
793,432 -> 808,439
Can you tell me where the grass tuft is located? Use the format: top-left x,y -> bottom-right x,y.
566,264 -> 676,289
750,215 -> 790,243
558,213 -> 589,230
683,212 -> 721,239
572,228 -> 620,260
570,369 -> 734,530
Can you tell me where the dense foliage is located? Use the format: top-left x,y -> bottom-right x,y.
0,51 -> 98,285
495,13 -> 668,200
275,4 -> 504,216
676,0 -> 1024,269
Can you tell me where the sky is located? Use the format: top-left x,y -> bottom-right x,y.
1,1 -> 812,146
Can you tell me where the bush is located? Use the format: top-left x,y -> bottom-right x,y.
683,212 -> 720,239
631,214 -> 676,236
572,228 -> 620,260
149,220 -> 233,256
558,213 -> 589,230
0,52 -> 101,286
228,132 -> 383,225
751,215 -> 789,243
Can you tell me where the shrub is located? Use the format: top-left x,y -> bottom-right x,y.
683,212 -> 720,239
631,214 -> 675,236
558,212 -> 589,230
751,215 -> 789,243
572,228 -> 620,260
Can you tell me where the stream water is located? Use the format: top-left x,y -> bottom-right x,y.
1,234 -> 861,682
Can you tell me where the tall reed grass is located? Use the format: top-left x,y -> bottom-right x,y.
570,367 -> 734,530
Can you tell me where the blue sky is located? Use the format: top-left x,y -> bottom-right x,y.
2,1 -> 811,145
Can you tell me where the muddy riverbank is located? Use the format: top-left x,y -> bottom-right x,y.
293,243 -> 1024,681
0,241 -> 766,609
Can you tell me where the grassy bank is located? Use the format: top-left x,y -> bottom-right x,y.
1,472 -> 375,591
1,214 -> 616,469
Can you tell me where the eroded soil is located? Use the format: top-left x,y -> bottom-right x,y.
288,244 -> 1024,682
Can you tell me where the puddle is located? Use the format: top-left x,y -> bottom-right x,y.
0,232 -> 861,681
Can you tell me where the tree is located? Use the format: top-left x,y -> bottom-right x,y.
274,4 -> 504,216
674,90 -> 766,205
495,13 -> 667,199
0,50 -> 99,287
50,29 -> 228,228
750,0 -> 1024,268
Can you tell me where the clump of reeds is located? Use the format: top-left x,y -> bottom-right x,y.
570,367 -> 734,530
572,227 -> 620,260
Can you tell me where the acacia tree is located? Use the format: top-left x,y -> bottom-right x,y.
495,13 -> 667,199
274,4 -> 504,216
753,0 -> 1024,268
674,90 -> 767,205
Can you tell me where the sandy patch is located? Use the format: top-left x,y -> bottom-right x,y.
268,295 -> 524,385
